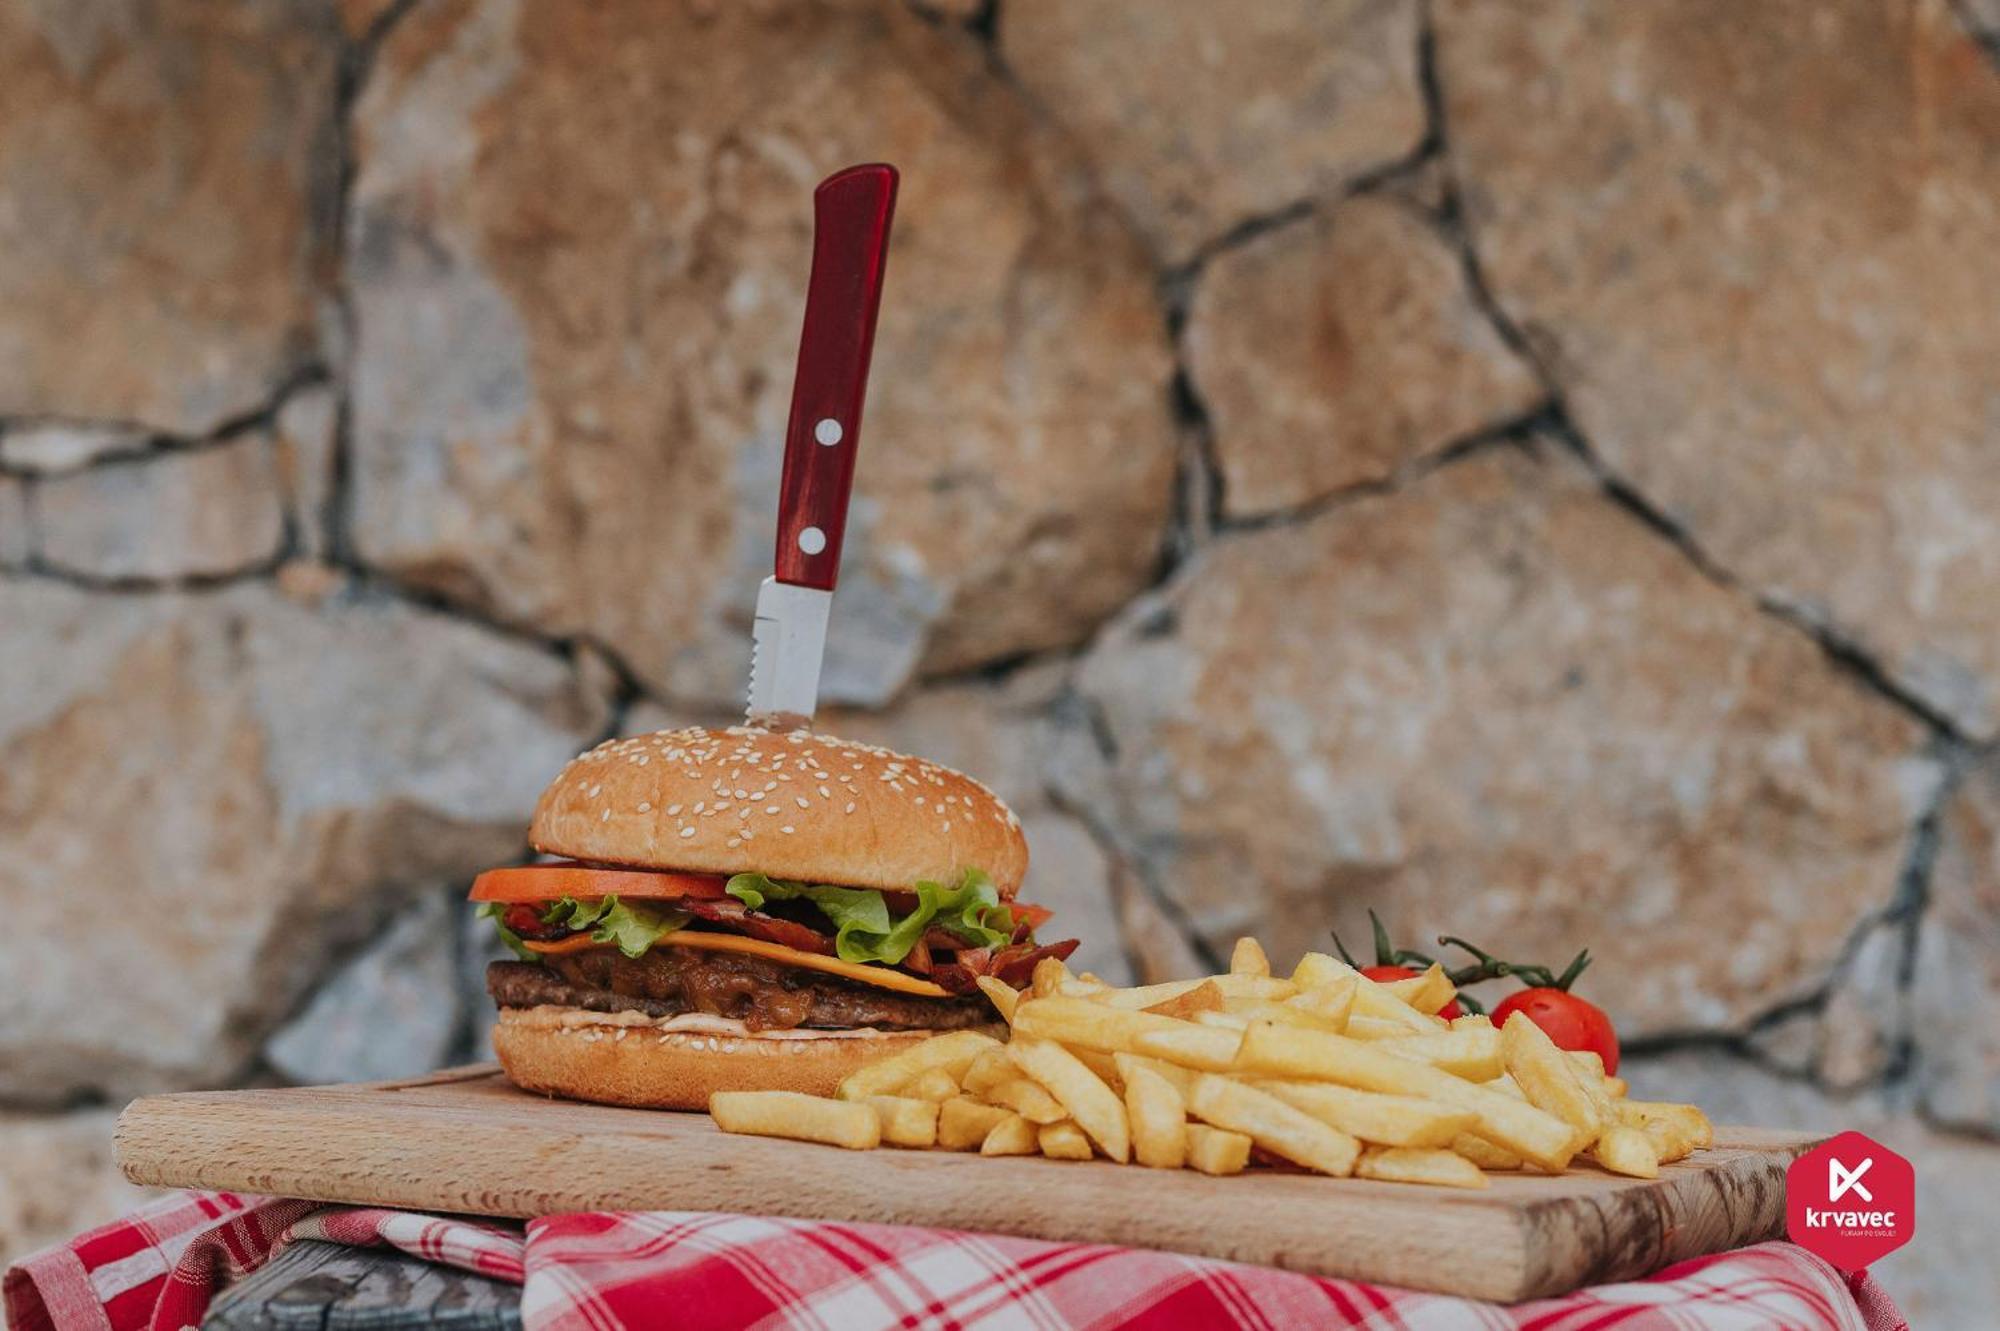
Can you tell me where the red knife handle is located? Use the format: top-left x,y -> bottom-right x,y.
772,163 -> 898,590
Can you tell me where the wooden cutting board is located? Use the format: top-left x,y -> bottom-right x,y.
116,1064 -> 1812,1304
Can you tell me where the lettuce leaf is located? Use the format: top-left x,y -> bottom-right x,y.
480,895 -> 689,961
724,868 -> 1014,966
588,898 -> 692,959
475,901 -> 541,962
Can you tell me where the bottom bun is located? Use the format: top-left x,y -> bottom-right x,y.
492,1005 -> 996,1110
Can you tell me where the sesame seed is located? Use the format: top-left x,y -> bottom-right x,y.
845,802 -> 856,814
781,825 -> 796,834
693,802 -> 705,814
667,804 -> 682,816
765,805 -> 779,815
795,797 -> 809,809
679,826 -> 696,838
727,837 -> 742,848
637,801 -> 652,812
601,809 -> 611,822
818,786 -> 831,799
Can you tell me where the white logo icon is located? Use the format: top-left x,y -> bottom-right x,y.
1828,1156 -> 1874,1204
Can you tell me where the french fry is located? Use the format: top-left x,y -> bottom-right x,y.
1376,1026 -> 1503,1081
1280,979 -> 1355,1032
1207,974 -> 1299,1001
1185,1124 -> 1251,1176
1092,978 -> 1211,1010
1188,1075 -> 1361,1177
1636,1118 -> 1696,1165
1008,1036 -> 1131,1163
1500,1014 -> 1604,1143
1291,951 -> 1352,990
976,975 -> 1020,1023
1451,1013 -> 1494,1031
980,1113 -> 1038,1156
1231,936 -> 1271,976
1144,979 -> 1226,1020
907,1066 -> 960,1103
986,1077 -> 1067,1125
962,1047 -> 1013,1097
835,1030 -> 1002,1102
1129,1024 -> 1245,1072
1605,1076 -> 1628,1099
1014,996 -> 1188,1053
1073,1046 -> 1125,1092
1567,1050 -> 1606,1080
1115,1054 -> 1189,1169
1256,1081 -> 1479,1149
866,1095 -> 941,1148
1345,1015 -> 1431,1040
1591,1124 -> 1660,1179
1235,1022 -> 1580,1172
711,1091 -> 880,1150
1031,956 -> 1074,998
1376,964 -> 1456,1016
938,1097 -> 1012,1151
1116,1052 -> 1199,1099
1194,1010 -> 1250,1030
1295,952 -> 1437,1032
1356,1145 -> 1489,1189
1451,1133 -> 1523,1171
1038,1120 -> 1095,1160
1618,1100 -> 1713,1151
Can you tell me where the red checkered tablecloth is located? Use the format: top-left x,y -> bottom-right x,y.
3,1192 -> 1906,1331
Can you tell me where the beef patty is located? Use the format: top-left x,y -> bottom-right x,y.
488,946 -> 995,1033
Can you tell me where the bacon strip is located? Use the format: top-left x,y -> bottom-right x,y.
677,897 -> 836,955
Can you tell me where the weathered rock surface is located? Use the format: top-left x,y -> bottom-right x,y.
1071,444 -> 1935,1034
1915,757 -> 2000,1131
0,1 -> 339,433
275,386 -> 340,561
0,424 -> 148,474
1000,0 -> 1425,263
0,1111 -> 155,1267
348,0 -> 1176,709
1185,195 -> 1541,516
34,439 -> 286,581
265,890 -> 465,1085
1626,1049 -> 2000,1328
0,580 -> 610,1103
0,481 -> 27,565
1436,0 -> 2000,735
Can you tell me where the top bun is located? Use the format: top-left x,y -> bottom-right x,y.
531,726 -> 1028,898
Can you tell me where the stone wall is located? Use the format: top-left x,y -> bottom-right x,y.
0,1 -> 1993,1317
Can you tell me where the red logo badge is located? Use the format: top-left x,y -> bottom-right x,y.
1786,1131 -> 1915,1270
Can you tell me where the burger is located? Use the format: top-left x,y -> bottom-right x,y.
471,725 -> 1075,1109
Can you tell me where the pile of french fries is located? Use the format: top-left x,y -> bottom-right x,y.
707,939 -> 1714,1188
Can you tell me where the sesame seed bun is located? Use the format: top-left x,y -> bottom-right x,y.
531,726 -> 1028,897
492,1006 -> 994,1110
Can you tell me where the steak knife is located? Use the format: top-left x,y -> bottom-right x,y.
746,163 -> 899,730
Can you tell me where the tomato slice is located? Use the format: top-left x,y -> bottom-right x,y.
468,863 -> 730,903
1007,902 -> 1053,931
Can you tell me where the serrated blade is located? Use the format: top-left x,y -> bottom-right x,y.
745,576 -> 831,730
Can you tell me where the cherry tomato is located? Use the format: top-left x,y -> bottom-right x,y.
1359,963 -> 1463,1020
1490,987 -> 1619,1074
468,863 -> 730,902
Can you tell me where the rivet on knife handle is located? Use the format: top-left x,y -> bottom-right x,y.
772,162 -> 898,591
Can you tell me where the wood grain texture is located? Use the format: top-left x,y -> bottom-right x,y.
117,1066 -> 1815,1304
204,1240 -> 521,1330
